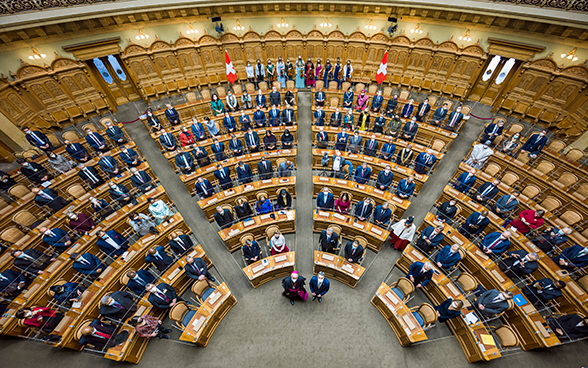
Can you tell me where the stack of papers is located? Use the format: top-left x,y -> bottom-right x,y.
341,264 -> 355,273
275,255 -> 288,263
464,312 -> 479,325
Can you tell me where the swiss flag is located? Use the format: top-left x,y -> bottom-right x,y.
375,50 -> 388,84
225,50 -> 237,84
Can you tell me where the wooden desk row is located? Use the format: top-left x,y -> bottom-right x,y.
242,252 -> 295,288
198,177 -> 296,221
313,251 -> 365,288
219,210 -> 296,252
313,211 -> 389,252
312,149 -> 427,196
313,176 -> 410,219
180,149 -> 297,195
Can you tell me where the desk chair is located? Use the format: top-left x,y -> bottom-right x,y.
566,148 -> 585,162
191,279 -> 216,305
325,225 -> 342,255
1,226 -> 26,246
489,324 -> 520,352
483,298 -> 515,324
504,123 -> 523,137
501,171 -> 519,187
22,148 -> 42,161
554,172 -> 577,188
535,160 -> 555,175
239,233 -> 260,266
521,185 -> 540,200
62,131 -> 81,142
9,184 -> 31,200
169,301 -> 198,330
353,236 -> 368,266
341,81 -> 351,92
453,272 -> 478,297
409,303 -> 438,331
46,278 -> 69,309
82,124 -> 98,133
389,277 -> 415,303
12,209 -> 44,232
431,139 -> 445,153
484,163 -> 501,177
264,225 -> 281,255
547,139 -> 566,153
74,319 -> 95,349
67,184 -> 87,199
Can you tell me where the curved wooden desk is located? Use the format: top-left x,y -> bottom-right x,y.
242,251 -> 295,288
313,211 -> 389,252
313,250 -> 365,288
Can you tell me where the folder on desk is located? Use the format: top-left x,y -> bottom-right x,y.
341,264 -> 355,274
513,293 -> 528,307
275,254 -> 288,263
333,213 -> 346,221
321,253 -> 335,261
464,312 -> 479,325
480,333 -> 496,346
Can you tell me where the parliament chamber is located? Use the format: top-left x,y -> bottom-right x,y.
0,1 -> 588,367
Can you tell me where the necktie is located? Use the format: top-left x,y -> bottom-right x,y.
505,197 -> 513,205
112,301 -> 124,309
192,263 -> 201,275
41,192 -> 53,200
155,288 -> 169,302
409,122 -> 414,131
450,113 -> 458,127
110,127 -> 115,135
488,238 -> 501,249
165,134 -> 171,147
425,154 -> 430,163
155,252 -> 162,261
182,154 -> 189,167
575,248 -> 588,258
318,280 -> 322,288
94,330 -> 111,339
370,140 -> 374,149
79,257 -> 90,265
220,170 -> 225,179
361,203 -> 367,217
201,184 -> 208,195
481,184 -> 493,197
91,134 -> 100,146
22,253 -> 35,262
137,173 -> 144,183
420,104 -> 426,116
249,134 -> 254,145
352,247 -> 356,255
176,238 -> 184,247
536,135 -> 541,144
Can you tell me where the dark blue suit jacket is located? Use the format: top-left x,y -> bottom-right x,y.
97,230 -> 129,256
309,276 -> 330,296
476,182 -> 499,202
236,164 -> 253,184
417,226 -> 444,248
253,111 -> 266,126
354,166 -> 371,184
42,228 -> 70,251
99,156 -> 119,175
316,192 -> 334,210
245,132 -> 260,149
175,152 -> 194,171
159,133 -> 176,149
72,253 -> 106,276
479,232 -> 510,254
460,212 -> 490,237
414,152 -> 436,175
380,143 -> 396,160
147,282 -> 179,309
222,116 -> 236,131
435,245 -> 462,269
407,262 -> 433,286
229,139 -> 243,154
454,172 -> 476,192
376,171 -> 393,188
396,179 -> 415,197
130,171 -> 153,192
0,270 -> 27,293
127,269 -> 155,294
354,200 -> 373,219
190,122 -> 207,140
66,143 -> 88,161
195,179 -> 214,198
521,134 -> 547,155
85,132 -> 106,150
242,241 -> 261,261
553,245 -> 588,269
401,104 -> 414,118
435,298 -> 461,322
106,126 -> 125,142
372,95 -> 384,111
494,195 -> 519,213
214,167 -> 232,188
145,246 -> 173,271
373,205 -> 392,225
120,149 -> 140,165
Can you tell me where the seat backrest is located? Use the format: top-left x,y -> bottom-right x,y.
540,196 -> 561,212
239,233 -> 254,246
1,227 -> 25,244
428,96 -> 437,107
99,117 -> 114,129
82,124 -> 97,133
221,204 -> 234,215
168,301 -> 189,323
265,225 -> 280,240
200,89 -> 211,100
484,163 -> 501,177
461,105 -> 471,116
235,196 -> 249,207
431,139 -> 445,152
256,190 -> 269,201
9,184 -> 31,199
565,148 -> 585,162
276,158 -> 286,167
494,325 -> 519,348
0,197 -> 8,210
354,236 -> 368,249
456,272 -> 478,292
418,303 -> 438,324
22,149 -> 40,160
272,81 -> 281,90
233,85 -> 243,95
367,84 -> 378,95
186,92 -> 198,103
329,97 -> 339,108
521,185 -> 540,199
399,90 -> 410,101
397,277 -> 415,296
67,184 -> 87,199
315,80 -> 324,90
535,160 -> 555,174
383,87 -> 393,98
328,224 -> 342,237
355,83 -> 365,93
577,275 -> 588,292
62,131 -> 80,142
286,80 -> 295,90
574,183 -> 588,200
46,133 -> 62,148
215,87 -> 226,98
506,123 -> 524,136
191,279 -> 212,297
74,319 -> 93,340
259,81 -> 268,91
501,172 -> 519,186
328,81 -> 339,91
120,268 -> 134,285
13,210 -> 38,228
560,210 -> 582,226
516,153 -> 531,165
442,100 -> 453,111
547,139 -> 566,152
454,204 -> 462,217
556,172 -> 578,187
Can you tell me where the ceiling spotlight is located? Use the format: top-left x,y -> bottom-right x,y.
410,24 -> 423,34
135,29 -> 149,41
233,20 -> 245,31
561,48 -> 579,62
277,18 -> 289,28
365,20 -> 377,31
320,18 -> 332,28
458,29 -> 472,42
28,47 -> 46,60
186,23 -> 198,35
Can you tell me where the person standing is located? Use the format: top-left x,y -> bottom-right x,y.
309,271 -> 330,303
295,56 -> 305,89
276,56 -> 286,88
282,271 -> 308,306
131,315 -> 172,340
389,216 -> 416,250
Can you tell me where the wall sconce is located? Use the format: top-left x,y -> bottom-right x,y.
233,20 -> 245,31
410,24 -> 423,34
28,47 -> 46,60
135,29 -> 149,41
561,48 -> 578,61
320,18 -> 332,28
186,23 -> 198,35
365,20 -> 377,31
458,29 -> 472,42
277,18 -> 289,28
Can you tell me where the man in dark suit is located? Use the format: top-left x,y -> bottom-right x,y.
257,158 -> 273,180
380,138 -> 396,161
395,144 -> 414,167
211,138 -> 226,161
268,106 -> 281,126
10,249 -> 54,275
522,278 -> 565,306
415,98 -> 431,122
318,228 -> 339,254
316,187 -> 334,211
242,239 -> 261,265
551,244 -> 588,272
70,252 -> 105,279
314,87 -> 326,107
270,86 -> 281,107
385,95 -> 398,117
104,121 -> 127,146
478,231 -> 511,255
520,129 -> 548,158
407,261 -> 433,288
401,117 -> 418,142
214,164 -> 233,190
169,232 -> 194,256
40,227 -> 72,253
146,282 -> 181,309
531,227 -> 572,253
493,192 -> 520,218
253,106 -> 266,128
145,246 -> 173,272
0,269 -> 29,296
191,144 -> 210,167
195,177 -> 214,199
348,131 -> 362,153
344,240 -> 364,264
354,162 -> 371,184
32,187 -> 70,213
435,244 -> 462,270
245,127 -> 260,152
413,149 -> 437,175
222,112 -> 236,133
373,202 -> 392,226
85,128 -> 109,153
474,179 -> 500,205
228,135 -> 244,156
78,164 -> 104,189
371,90 -> 384,113
18,160 -> 52,183
126,270 -> 155,295
453,169 -> 477,193
120,146 -> 141,167
99,291 -> 137,320
281,107 -> 295,126
79,319 -> 127,349
65,140 -> 89,162
416,225 -> 444,254
184,256 -> 215,281
499,250 -> 538,279
314,106 -> 326,126
376,165 -> 393,190
174,147 -> 195,174
481,120 -> 504,145
130,167 -> 154,193
363,135 -> 379,157
309,271 -> 330,303
214,206 -> 234,229
22,127 -> 53,152
98,153 -> 120,177
548,314 -> 588,340
475,289 -> 513,317
354,198 -> 373,222
400,99 -> 415,118
444,106 -> 464,131
96,230 -> 129,257
459,210 -> 490,239
316,127 -> 329,149
431,103 -> 448,126
330,108 -> 342,127
108,182 -> 137,206
396,176 -> 416,199
236,161 -> 253,184
164,103 -> 180,126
